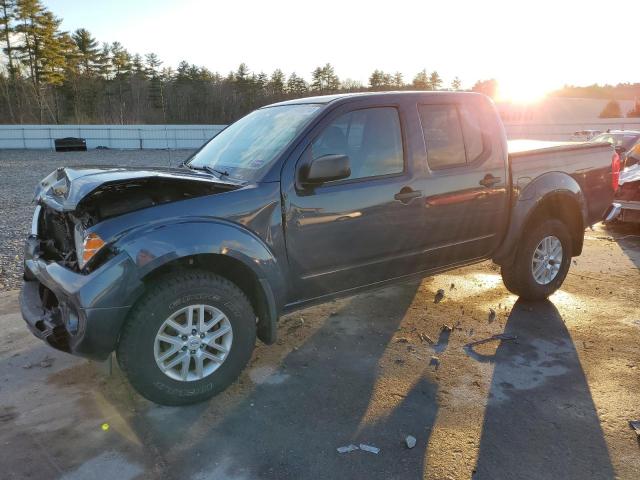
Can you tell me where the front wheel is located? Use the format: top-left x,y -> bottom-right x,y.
501,218 -> 573,300
117,270 -> 256,406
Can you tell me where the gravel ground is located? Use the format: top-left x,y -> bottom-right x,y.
0,149 -> 194,291
0,227 -> 639,479
0,149 -> 639,478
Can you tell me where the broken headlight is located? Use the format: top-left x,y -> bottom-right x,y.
74,225 -> 106,269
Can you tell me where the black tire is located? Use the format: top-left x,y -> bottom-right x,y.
501,218 -> 573,300
117,270 -> 256,406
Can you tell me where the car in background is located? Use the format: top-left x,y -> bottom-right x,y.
625,141 -> 640,168
591,130 -> 640,168
606,164 -> 640,224
570,129 -> 602,141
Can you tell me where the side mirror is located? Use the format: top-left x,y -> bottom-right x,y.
300,154 -> 351,185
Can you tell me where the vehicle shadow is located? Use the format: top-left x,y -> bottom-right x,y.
167,280 -> 439,480
471,299 -> 615,480
602,222 -> 640,269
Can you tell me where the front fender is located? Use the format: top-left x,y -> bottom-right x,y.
493,172 -> 587,265
118,218 -> 287,311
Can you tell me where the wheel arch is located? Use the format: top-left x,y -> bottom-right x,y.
520,192 -> 584,256
119,219 -> 286,345
493,172 -> 587,265
141,253 -> 279,345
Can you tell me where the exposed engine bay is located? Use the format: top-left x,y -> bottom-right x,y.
75,177 -> 226,224
36,173 -> 237,271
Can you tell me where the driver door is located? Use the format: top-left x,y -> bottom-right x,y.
283,104 -> 426,301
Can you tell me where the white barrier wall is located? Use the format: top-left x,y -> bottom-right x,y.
0,125 -> 226,150
1,121 -> 640,150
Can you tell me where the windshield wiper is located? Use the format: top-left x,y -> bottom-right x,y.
186,164 -> 230,179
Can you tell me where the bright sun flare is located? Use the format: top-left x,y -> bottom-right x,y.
496,80 -> 550,104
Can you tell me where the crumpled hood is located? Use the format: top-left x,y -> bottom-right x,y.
619,163 -> 640,185
35,165 -> 240,211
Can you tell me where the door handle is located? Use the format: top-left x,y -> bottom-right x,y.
394,188 -> 422,204
479,174 -> 501,188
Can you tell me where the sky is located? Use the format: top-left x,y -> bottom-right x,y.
48,0 -> 639,102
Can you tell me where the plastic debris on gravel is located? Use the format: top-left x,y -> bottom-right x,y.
359,444 -> 380,454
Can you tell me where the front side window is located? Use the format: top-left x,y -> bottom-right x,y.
311,107 -> 404,181
188,104 -> 321,181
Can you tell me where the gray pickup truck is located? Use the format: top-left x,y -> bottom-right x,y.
21,92 -> 617,405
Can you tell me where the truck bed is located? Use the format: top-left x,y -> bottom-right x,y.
507,139 -> 610,156
507,139 -> 614,226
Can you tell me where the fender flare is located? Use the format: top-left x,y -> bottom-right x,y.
118,217 -> 287,343
493,172 -> 587,265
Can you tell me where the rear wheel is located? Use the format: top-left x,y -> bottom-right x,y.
501,218 -> 573,300
117,270 -> 256,406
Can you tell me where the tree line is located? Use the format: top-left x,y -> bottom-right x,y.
0,0 -> 469,125
1,1 -> 638,125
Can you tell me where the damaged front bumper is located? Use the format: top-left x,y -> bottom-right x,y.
609,165 -> 640,223
20,236 -> 142,361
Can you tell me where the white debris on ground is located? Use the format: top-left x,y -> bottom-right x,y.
359,444 -> 380,454
336,444 -> 359,454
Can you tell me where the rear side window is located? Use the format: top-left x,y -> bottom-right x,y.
419,104 -> 485,169
312,107 -> 403,180
459,105 -> 484,162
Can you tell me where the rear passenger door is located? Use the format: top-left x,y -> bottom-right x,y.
416,99 -> 509,267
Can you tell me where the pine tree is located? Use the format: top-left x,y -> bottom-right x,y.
269,68 -> 285,97
235,63 -> 249,81
145,52 -> 164,111
369,69 -> 384,90
287,72 -> 308,95
36,10 -> 66,86
255,71 -> 268,91
311,63 -> 339,93
110,42 -> 131,77
14,0 -> 46,82
145,52 -> 162,77
598,99 -> 622,118
131,53 -> 145,76
108,42 -> 131,124
369,69 -> 394,91
451,76 -> 462,91
187,64 -> 201,80
175,60 -> 189,81
393,72 -> 404,89
96,42 -> 112,78
72,28 -> 100,75
429,71 -> 442,90
0,0 -> 18,79
412,69 -> 431,90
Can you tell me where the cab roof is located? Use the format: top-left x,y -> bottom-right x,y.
266,90 -> 485,107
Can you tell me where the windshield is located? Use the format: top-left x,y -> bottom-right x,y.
188,104 -> 321,181
592,133 -> 640,150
